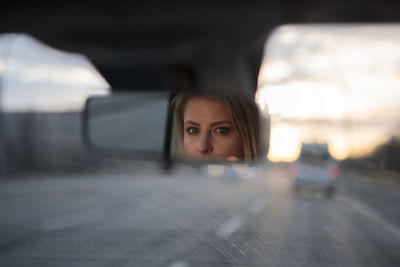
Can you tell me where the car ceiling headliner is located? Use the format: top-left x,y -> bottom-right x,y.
1,0 -> 399,93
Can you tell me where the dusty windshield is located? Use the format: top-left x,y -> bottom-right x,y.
0,25 -> 399,267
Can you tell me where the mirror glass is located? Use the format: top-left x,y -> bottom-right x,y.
85,92 -> 170,158
85,91 -> 269,163
169,93 -> 269,163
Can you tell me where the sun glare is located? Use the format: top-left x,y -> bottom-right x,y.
268,124 -> 301,162
257,25 -> 400,161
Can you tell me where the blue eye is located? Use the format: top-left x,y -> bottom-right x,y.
186,127 -> 199,135
215,127 -> 229,134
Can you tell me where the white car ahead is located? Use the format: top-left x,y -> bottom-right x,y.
289,143 -> 341,195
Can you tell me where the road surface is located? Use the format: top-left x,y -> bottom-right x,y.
0,163 -> 399,266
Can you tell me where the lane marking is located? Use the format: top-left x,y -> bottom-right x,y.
216,215 -> 245,238
168,260 -> 188,267
215,197 -> 268,239
338,195 -> 400,239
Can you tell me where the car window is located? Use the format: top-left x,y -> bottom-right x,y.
257,24 -> 400,168
0,33 -> 110,172
0,33 -> 110,113
299,143 -> 331,162
0,24 -> 399,267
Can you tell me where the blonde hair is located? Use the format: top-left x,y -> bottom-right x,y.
171,93 -> 260,162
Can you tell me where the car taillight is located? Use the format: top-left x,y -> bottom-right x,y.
329,164 -> 341,179
288,163 -> 300,178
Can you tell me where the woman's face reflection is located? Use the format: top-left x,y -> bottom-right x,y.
183,96 -> 244,161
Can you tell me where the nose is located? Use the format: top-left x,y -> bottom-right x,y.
197,132 -> 213,155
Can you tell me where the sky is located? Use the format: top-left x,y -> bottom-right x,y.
256,24 -> 400,161
0,33 -> 110,113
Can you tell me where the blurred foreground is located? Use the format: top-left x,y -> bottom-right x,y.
0,162 -> 399,266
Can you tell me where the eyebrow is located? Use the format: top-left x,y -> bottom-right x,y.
184,120 -> 232,126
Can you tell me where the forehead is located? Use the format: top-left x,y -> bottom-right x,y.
183,96 -> 230,122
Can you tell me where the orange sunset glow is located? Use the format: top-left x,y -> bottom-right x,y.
256,25 -> 400,162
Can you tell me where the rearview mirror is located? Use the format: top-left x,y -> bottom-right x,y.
83,92 -> 171,160
83,92 -> 269,163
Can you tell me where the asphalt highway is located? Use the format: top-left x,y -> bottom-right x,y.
0,163 -> 399,266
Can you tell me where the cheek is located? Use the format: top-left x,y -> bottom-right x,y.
183,135 -> 196,155
213,134 -> 244,156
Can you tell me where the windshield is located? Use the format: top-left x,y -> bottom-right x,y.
0,25 -> 399,267
299,144 -> 331,162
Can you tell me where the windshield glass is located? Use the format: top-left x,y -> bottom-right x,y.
257,25 -> 400,165
0,34 -> 110,113
0,25 -> 399,267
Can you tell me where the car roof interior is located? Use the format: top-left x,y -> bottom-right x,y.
1,0 -> 400,97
